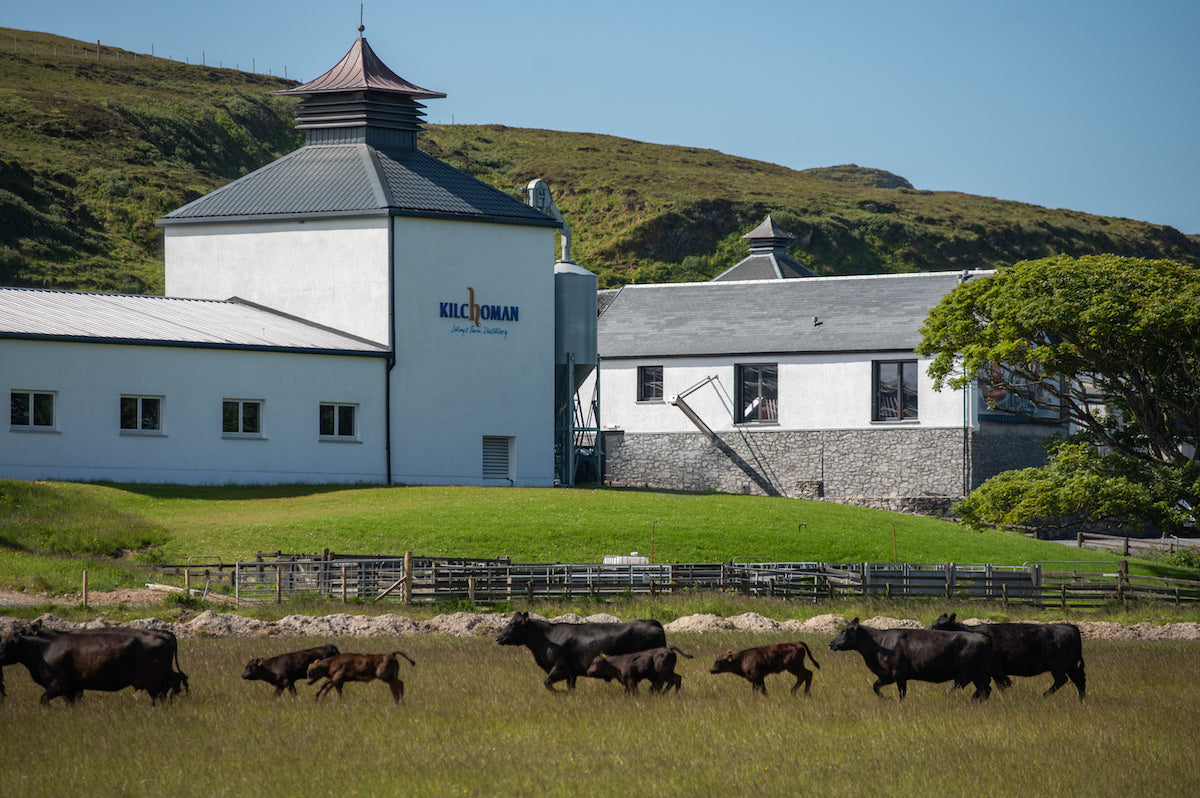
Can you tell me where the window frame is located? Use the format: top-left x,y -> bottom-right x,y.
872,359 -> 919,422
636,365 -> 664,403
120,394 -> 164,436
10,390 -> 57,432
735,363 -> 779,425
222,398 -> 264,439
319,402 -> 359,441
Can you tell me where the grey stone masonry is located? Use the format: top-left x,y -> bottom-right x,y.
601,423 -> 1060,509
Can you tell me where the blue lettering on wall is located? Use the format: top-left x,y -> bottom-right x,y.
439,287 -> 519,332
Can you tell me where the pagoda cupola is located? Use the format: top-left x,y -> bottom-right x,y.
277,28 -> 446,151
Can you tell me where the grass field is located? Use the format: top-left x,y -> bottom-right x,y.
5,479 -> 1185,599
1,632 -> 1197,797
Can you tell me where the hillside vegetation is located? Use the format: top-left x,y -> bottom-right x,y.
3,27 -> 1198,293
2,479 -> 1187,598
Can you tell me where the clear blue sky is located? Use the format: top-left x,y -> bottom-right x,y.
7,0 -> 1199,234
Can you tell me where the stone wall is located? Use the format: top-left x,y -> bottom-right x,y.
601,427 -> 969,502
601,423 -> 1061,510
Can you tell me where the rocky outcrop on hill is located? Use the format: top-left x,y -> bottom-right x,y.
3,610 -> 1197,642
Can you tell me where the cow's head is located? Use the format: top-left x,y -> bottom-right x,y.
241,658 -> 267,680
828,618 -> 862,651
495,611 -> 531,646
709,648 -> 739,675
306,657 -> 333,684
586,653 -> 620,681
930,613 -> 960,631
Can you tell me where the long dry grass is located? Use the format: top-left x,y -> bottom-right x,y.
1,633 -> 1197,797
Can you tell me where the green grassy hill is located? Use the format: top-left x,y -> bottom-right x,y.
3,27 -> 1198,293
1,479 -> 1187,598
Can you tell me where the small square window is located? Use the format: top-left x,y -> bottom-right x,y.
873,360 -> 919,421
11,390 -> 55,430
319,403 -> 358,439
121,396 -> 162,433
223,399 -> 263,437
637,365 -> 663,402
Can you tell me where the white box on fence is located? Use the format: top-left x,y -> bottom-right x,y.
603,552 -> 650,565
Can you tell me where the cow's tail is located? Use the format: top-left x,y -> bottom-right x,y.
668,645 -> 694,659
802,642 -> 821,669
391,651 -> 417,667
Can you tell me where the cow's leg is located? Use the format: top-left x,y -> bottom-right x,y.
667,673 -> 682,693
971,679 -> 992,701
387,677 -> 404,704
790,666 -> 814,695
623,678 -> 638,696
1044,671 -> 1069,697
751,678 -> 767,696
895,679 -> 907,700
871,677 -> 893,698
314,678 -> 338,701
1069,663 -> 1086,701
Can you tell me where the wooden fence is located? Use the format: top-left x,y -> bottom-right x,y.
151,554 -> 1200,608
1075,532 -> 1200,558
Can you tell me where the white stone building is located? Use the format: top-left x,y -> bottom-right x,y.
591,219 -> 1063,509
2,35 -> 564,487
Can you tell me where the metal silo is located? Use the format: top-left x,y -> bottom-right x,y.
523,179 -> 600,486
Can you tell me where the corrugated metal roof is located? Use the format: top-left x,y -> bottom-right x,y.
0,287 -> 389,355
598,270 -> 991,358
158,144 -> 558,227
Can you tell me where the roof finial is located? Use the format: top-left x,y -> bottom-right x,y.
358,3 -> 365,35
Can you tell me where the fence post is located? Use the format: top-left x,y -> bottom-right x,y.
1077,532 -> 1083,548
341,565 -> 348,603
1122,538 -> 1130,557
82,570 -> 88,608
403,552 -> 412,605
1118,559 -> 1128,605
468,576 -> 476,606
275,565 -> 282,604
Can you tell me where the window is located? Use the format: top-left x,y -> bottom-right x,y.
319,403 -> 358,439
736,364 -> 778,423
121,395 -> 162,434
11,390 -> 55,431
873,360 -> 919,421
223,399 -> 263,437
482,436 -> 513,480
637,365 -> 663,402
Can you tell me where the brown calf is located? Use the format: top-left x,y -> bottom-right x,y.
585,646 -> 693,695
306,651 -> 416,704
709,641 -> 821,696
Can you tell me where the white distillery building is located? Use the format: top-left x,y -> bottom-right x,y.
1,35 -> 573,487
591,218 -> 1063,510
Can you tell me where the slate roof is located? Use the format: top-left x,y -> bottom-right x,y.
710,252 -> 816,281
158,144 -> 558,226
0,287 -> 390,355
598,270 -> 991,358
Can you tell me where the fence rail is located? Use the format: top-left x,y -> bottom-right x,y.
1075,532 -> 1200,558
152,555 -> 1200,608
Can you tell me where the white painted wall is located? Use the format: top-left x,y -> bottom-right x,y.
164,218 -> 391,345
389,217 -> 557,486
1,340 -> 388,484
591,353 -> 970,434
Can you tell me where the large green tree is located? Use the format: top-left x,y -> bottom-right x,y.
918,254 -> 1200,467
918,254 -> 1200,534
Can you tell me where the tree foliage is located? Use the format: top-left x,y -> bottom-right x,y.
954,442 -> 1199,535
918,254 -> 1200,467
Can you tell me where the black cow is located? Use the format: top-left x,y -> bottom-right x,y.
243,644 -> 340,697
930,613 -> 1086,700
709,641 -> 821,696
828,618 -> 993,701
66,627 -> 189,697
585,646 -> 692,695
496,612 -> 667,691
0,629 -> 181,705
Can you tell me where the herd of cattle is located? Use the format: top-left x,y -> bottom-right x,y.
0,611 -> 1086,705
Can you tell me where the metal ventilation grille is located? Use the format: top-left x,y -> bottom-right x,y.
482,436 -> 512,480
